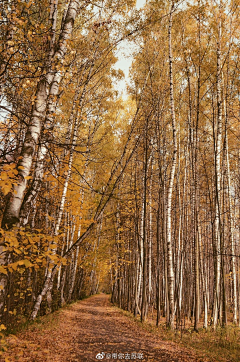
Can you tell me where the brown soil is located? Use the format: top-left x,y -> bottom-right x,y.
1,294 -> 207,362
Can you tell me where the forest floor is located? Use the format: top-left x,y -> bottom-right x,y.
0,294 -> 231,362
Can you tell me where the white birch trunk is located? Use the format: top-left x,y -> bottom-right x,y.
31,111 -> 78,319
148,157 -> 153,306
213,11 -> 222,329
226,133 -> 238,324
1,0 -> 80,229
166,0 -> 177,329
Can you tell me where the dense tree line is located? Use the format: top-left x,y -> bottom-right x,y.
0,0 -> 136,327
110,0 -> 240,331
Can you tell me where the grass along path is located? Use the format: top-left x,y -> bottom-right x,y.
117,308 -> 240,362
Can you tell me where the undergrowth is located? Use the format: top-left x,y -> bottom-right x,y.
114,306 -> 240,362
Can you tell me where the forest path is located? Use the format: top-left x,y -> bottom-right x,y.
3,294 -> 202,362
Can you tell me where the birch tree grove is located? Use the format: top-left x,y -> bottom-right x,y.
109,0 -> 240,330
1,0 -> 240,335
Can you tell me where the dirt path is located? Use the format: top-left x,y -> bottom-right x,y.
2,294 -> 204,362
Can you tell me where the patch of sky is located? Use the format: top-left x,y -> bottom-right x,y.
113,0 -> 146,99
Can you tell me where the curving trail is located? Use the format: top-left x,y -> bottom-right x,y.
3,294 -> 203,362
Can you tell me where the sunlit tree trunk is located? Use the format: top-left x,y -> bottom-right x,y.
213,5 -> 223,329
148,155 -> 153,307
141,122 -> 149,322
1,0 -> 80,229
166,0 -> 177,329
